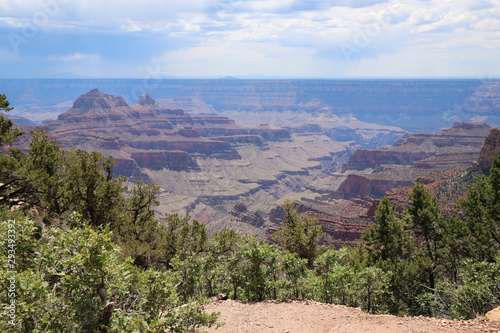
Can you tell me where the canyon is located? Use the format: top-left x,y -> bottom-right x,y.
331,121 -> 492,199
174,119 -> 499,248
3,79 -> 500,132
5,79 -> 500,248
24,89 -> 380,225
258,122 -> 499,248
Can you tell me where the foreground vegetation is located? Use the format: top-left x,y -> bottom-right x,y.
2,94 -> 500,331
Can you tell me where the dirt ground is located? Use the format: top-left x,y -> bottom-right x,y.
203,299 -> 500,333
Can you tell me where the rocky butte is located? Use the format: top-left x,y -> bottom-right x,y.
33,89 -> 356,223
37,89 -> 243,177
362,126 -> 500,230
476,127 -> 500,171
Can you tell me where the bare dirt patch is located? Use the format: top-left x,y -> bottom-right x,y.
203,299 -> 500,333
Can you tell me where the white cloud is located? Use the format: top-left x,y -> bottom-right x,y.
117,0 -> 500,77
151,39 -> 329,77
47,53 -> 99,62
0,17 -> 22,28
1,0 -> 500,77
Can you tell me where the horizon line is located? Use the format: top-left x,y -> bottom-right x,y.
1,76 -> 499,80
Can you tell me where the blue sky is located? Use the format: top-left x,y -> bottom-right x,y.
0,0 -> 499,78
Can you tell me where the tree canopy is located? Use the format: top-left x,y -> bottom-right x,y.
273,200 -> 323,267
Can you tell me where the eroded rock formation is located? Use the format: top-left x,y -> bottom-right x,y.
37,89 -> 293,178
284,123 -> 498,248
476,128 -> 500,171
333,122 -> 492,199
27,89 -> 354,226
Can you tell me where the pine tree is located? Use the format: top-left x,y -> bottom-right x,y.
459,154 -> 500,261
407,183 -> 443,291
62,149 -> 126,228
0,94 -> 26,206
273,200 -> 322,267
26,130 -> 65,214
0,94 -> 24,146
363,196 -> 405,263
363,196 -> 423,314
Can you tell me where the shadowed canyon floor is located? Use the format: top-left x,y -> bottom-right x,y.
203,300 -> 500,333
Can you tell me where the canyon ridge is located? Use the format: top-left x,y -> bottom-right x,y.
10,85 -> 499,248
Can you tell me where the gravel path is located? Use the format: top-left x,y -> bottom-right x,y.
203,300 -> 500,333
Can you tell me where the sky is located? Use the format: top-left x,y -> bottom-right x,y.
0,0 -> 499,78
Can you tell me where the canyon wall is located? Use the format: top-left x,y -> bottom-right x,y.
37,89 -> 293,177
4,79 -> 500,133
476,128 -> 500,171
332,122 -> 491,199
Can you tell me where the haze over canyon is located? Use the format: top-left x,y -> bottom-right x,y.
3,78 -> 499,246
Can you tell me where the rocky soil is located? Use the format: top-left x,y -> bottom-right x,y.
203,300 -> 500,333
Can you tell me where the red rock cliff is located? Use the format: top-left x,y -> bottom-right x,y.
476,128 -> 500,171
38,90 -> 291,177
335,122 -> 492,199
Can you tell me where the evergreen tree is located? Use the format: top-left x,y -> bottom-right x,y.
162,213 -> 208,262
459,155 -> 500,261
0,94 -> 26,206
0,148 -> 29,208
363,197 -> 406,263
114,182 -> 165,268
363,195 -> 425,315
26,130 -> 65,214
115,186 -> 210,269
273,200 -> 323,267
62,149 -> 126,228
406,183 -> 443,291
439,214 -> 471,283
0,216 -> 219,332
0,94 -> 24,146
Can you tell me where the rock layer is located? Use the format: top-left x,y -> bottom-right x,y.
333,122 -> 491,199
476,128 -> 500,171
292,124 -> 500,249
30,89 -> 352,224
7,79 -> 500,133
37,89 -> 292,178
